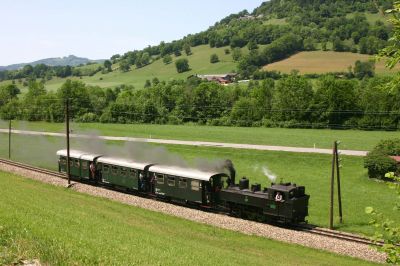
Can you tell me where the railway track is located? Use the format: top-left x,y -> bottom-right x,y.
0,158 -> 388,248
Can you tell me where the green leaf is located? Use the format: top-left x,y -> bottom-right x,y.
365,206 -> 374,214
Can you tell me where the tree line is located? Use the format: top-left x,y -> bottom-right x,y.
1,73 -> 399,130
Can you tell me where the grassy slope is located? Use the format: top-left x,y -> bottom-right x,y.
43,45 -> 239,91
263,51 -> 400,74
0,133 -> 398,235
4,121 -> 400,151
0,171 -> 376,266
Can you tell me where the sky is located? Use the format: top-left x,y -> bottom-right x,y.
0,0 -> 264,66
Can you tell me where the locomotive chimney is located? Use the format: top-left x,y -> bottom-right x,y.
225,159 -> 236,186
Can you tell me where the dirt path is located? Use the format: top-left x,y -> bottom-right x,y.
0,129 -> 367,156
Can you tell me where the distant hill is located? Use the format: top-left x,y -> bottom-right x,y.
0,55 -> 104,71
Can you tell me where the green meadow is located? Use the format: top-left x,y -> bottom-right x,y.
0,133 -> 398,236
0,171 -> 378,265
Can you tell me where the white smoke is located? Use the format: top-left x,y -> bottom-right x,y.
262,166 -> 277,183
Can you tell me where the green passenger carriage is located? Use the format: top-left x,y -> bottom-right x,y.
96,157 -> 154,190
148,165 -> 228,205
57,150 -> 102,180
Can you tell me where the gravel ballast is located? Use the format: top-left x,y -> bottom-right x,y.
0,163 -> 386,263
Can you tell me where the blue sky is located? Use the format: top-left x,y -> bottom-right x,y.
1,0 -> 264,65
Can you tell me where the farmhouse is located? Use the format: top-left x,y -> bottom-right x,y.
194,73 -> 238,84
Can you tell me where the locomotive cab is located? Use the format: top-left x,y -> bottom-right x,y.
267,182 -> 309,223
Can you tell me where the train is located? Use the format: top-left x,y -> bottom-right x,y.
57,149 -> 310,224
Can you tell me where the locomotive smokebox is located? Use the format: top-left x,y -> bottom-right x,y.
225,159 -> 236,186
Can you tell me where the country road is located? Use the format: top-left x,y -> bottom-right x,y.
0,129 -> 368,156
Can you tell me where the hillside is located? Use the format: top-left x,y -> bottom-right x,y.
0,0 -> 394,85
0,55 -> 103,71
264,51 -> 400,74
43,45 -> 241,90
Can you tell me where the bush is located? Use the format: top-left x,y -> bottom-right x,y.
364,138 -> 400,179
76,112 -> 98,123
364,150 -> 398,179
175,59 -> 190,73
210,54 -> 219,63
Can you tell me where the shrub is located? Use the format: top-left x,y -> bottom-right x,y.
175,59 -> 190,73
76,112 -> 98,123
210,54 -> 219,64
364,138 -> 400,179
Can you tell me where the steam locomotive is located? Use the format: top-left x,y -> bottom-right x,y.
57,149 -> 310,224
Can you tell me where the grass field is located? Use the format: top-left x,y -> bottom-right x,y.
263,51 -> 400,74
0,171 -> 378,265
3,120 -> 400,151
0,133 -> 398,235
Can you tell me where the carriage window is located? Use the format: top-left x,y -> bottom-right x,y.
121,168 -> 127,177
103,165 -> 109,173
112,166 -> 118,175
179,178 -> 187,188
74,159 -> 80,167
60,157 -> 66,165
82,161 -> 88,170
156,174 -> 164,184
130,169 -> 137,177
191,180 -> 200,191
167,176 -> 176,187
69,160 -> 73,167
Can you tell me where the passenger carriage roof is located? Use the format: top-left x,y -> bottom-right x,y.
97,157 -> 153,170
148,165 -> 228,182
81,154 -> 103,161
56,150 -> 102,161
57,149 -> 88,159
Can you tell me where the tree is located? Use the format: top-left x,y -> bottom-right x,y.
312,76 -> 358,127
152,77 -> 160,85
247,40 -> 258,50
103,60 -> 112,72
183,43 -> 192,56
232,48 -> 242,61
224,49 -> 231,55
163,55 -> 172,65
144,80 -> 151,88
119,60 -> 130,72
332,38 -> 347,52
303,37 -> 316,51
230,97 -> 262,127
210,54 -> 219,63
272,74 -> 313,122
379,3 -> 400,69
0,84 -> 20,106
175,59 -> 190,73
353,60 -> 375,79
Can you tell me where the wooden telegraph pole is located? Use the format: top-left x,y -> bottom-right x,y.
65,99 -> 71,186
8,120 -> 11,159
330,142 -> 336,230
329,140 -> 343,229
335,141 -> 343,224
